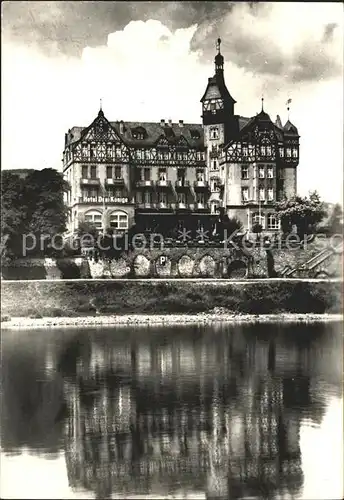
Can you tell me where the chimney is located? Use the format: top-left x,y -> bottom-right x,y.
179,119 -> 184,128
65,133 -> 68,146
119,121 -> 125,134
160,119 -> 165,127
168,119 -> 172,127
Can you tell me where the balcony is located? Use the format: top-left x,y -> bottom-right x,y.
156,179 -> 172,188
194,180 -> 209,190
80,177 -> 100,186
105,177 -> 125,186
176,202 -> 191,210
157,202 -> 172,210
195,202 -> 209,211
175,179 -> 190,189
136,179 -> 154,187
137,203 -> 153,209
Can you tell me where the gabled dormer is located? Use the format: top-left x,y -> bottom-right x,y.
201,38 -> 236,126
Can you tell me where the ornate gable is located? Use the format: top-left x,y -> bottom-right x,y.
175,135 -> 189,149
81,111 -> 122,143
73,111 -> 129,163
155,135 -> 169,148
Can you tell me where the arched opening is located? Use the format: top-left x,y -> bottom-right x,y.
267,213 -> 280,230
109,210 -> 128,231
83,209 -> 103,229
252,212 -> 265,230
227,259 -> 248,279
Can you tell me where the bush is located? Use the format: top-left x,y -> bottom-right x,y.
56,259 -> 81,279
1,280 -> 341,317
44,308 -> 65,317
29,311 -> 43,319
1,315 -> 11,322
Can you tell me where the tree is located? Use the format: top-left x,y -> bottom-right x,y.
321,203 -> 343,235
216,209 -> 243,240
1,172 -> 28,263
1,169 -> 69,261
275,191 -> 326,241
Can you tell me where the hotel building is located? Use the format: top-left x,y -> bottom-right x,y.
63,39 -> 299,236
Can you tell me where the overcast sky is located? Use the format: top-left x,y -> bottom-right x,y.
2,1 -> 343,202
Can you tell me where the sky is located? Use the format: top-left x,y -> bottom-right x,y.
2,1 -> 343,203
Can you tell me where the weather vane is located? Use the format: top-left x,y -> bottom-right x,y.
286,98 -> 292,119
216,37 -> 221,53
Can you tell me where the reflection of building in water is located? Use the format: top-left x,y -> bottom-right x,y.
62,336 -> 305,499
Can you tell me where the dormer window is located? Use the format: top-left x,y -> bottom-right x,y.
131,127 -> 146,140
210,127 -> 219,140
190,129 -> 200,140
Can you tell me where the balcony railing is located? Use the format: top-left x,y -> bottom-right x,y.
195,202 -> 209,210
157,202 -> 173,209
156,179 -> 172,188
136,179 -> 154,187
175,179 -> 190,188
105,177 -> 125,186
194,180 -> 209,189
177,202 -> 187,209
137,203 -> 153,209
80,177 -> 100,186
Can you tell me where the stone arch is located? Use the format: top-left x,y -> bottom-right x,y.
109,257 -> 131,277
155,255 -> 172,277
177,254 -> 195,277
227,259 -> 248,279
199,254 -> 216,277
133,254 -> 150,277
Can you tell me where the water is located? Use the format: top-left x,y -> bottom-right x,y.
1,321 -> 343,500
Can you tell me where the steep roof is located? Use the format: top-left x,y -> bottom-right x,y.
110,121 -> 205,148
200,75 -> 236,104
283,119 -> 299,135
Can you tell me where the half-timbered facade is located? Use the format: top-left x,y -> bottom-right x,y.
63,38 -> 299,236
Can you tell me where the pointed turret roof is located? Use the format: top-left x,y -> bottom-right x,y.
283,119 -> 299,135
200,38 -> 236,104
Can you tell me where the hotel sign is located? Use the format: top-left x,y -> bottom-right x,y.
83,196 -> 129,203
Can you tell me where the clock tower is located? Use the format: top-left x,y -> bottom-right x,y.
201,39 -> 237,213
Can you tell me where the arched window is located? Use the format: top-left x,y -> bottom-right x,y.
252,212 -> 265,229
109,210 -> 128,230
267,214 -> 280,230
211,201 -> 220,214
84,210 -> 102,229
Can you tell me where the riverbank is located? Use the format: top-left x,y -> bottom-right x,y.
1,279 -> 342,319
1,312 -> 342,329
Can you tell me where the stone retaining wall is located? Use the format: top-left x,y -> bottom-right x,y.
1,237 -> 342,280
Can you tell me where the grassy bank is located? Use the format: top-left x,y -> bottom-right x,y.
1,279 -> 342,319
